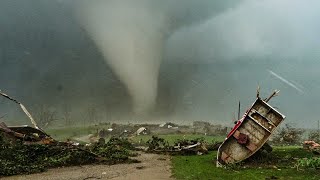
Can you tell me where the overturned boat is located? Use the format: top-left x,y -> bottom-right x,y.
217,90 -> 286,166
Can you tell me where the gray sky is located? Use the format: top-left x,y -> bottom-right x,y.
0,0 -> 319,128
165,0 -> 320,128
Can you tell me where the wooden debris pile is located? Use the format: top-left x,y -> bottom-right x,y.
146,136 -> 210,155
0,126 -> 136,176
0,122 -> 55,145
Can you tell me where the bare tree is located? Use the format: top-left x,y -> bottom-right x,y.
87,106 -> 98,124
82,105 -> 98,126
62,103 -> 72,126
35,105 -> 57,128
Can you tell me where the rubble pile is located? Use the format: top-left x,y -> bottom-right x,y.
303,140 -> 320,154
0,124 -> 136,176
146,136 -> 210,155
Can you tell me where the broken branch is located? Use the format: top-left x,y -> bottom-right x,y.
0,90 -> 40,129
264,90 -> 280,103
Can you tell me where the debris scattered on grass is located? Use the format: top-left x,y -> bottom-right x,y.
303,140 -> 320,154
0,128 -> 137,176
146,136 -> 215,155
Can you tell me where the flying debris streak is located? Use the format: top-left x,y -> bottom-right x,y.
291,80 -> 305,90
268,70 -> 304,94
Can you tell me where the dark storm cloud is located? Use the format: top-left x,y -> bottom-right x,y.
0,0 -> 319,128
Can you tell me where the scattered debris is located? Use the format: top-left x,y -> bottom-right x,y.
146,136 -> 209,155
0,122 -> 55,145
159,122 -> 179,129
136,127 -> 148,135
89,121 -> 229,140
303,141 -> 320,154
0,123 -> 137,176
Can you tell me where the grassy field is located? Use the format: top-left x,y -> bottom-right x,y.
130,134 -> 225,145
45,126 -> 320,179
171,146 -> 320,180
46,126 -> 225,144
46,126 -> 99,141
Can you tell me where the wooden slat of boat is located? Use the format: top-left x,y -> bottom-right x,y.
253,100 -> 284,126
241,121 -> 265,144
253,102 -> 269,116
247,115 -> 272,133
266,113 -> 284,126
250,113 -> 275,132
250,109 -> 277,127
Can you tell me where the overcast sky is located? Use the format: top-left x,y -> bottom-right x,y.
0,0 -> 319,128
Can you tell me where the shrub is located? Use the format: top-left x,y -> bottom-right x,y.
296,157 -> 320,169
0,133 -> 134,176
308,131 -> 320,142
272,124 -> 304,145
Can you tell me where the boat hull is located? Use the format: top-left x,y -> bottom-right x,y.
217,98 -> 285,166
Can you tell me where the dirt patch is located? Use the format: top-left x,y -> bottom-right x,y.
2,152 -> 173,180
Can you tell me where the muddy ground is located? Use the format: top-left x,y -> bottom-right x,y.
2,152 -> 173,180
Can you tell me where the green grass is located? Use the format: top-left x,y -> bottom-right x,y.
172,147 -> 320,180
33,127 -> 320,179
45,126 -> 225,145
46,126 -> 98,141
130,134 -> 225,145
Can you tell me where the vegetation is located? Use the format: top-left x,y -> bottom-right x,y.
0,133 -> 136,176
308,130 -> 320,142
34,105 -> 58,128
46,125 -> 225,145
271,124 -> 305,145
132,134 -> 225,146
146,136 -> 170,150
171,146 -> 320,180
4,124 -> 319,179
46,126 -> 100,141
297,157 -> 320,169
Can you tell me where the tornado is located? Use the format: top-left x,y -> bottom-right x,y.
74,0 -> 240,114
75,0 -> 169,114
